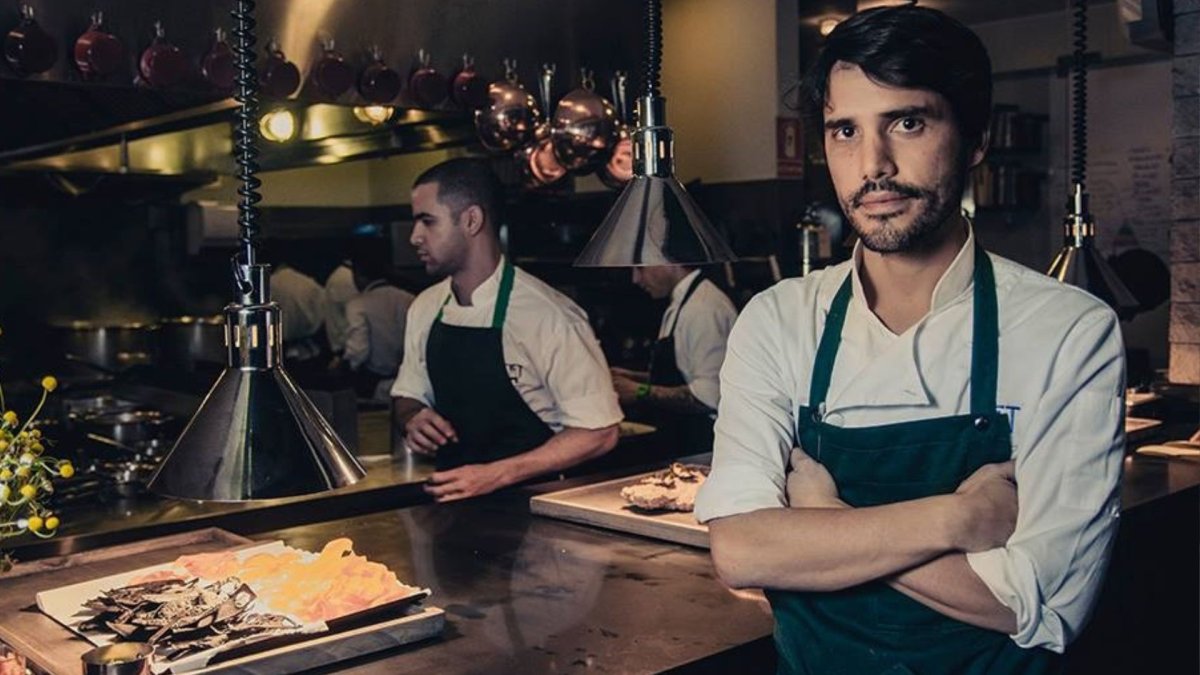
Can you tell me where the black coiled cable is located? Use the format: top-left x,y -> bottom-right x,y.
645,0 -> 662,98
232,0 -> 262,271
1071,0 -> 1087,188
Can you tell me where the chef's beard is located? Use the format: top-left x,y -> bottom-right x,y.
843,172 -> 964,254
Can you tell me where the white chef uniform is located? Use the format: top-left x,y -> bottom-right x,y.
656,269 -> 738,409
392,256 -> 623,432
695,227 -> 1126,654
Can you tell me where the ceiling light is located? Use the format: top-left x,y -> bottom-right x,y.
259,108 -> 297,142
353,105 -> 394,125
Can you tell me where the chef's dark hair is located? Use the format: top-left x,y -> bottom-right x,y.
413,158 -> 503,228
801,6 -> 992,151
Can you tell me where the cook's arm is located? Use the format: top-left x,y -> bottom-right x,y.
490,425 -> 620,486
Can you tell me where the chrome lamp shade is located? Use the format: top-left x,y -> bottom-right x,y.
149,266 -> 365,501
1048,187 -> 1139,320
149,0 -> 363,501
574,0 -> 735,268
575,171 -> 735,267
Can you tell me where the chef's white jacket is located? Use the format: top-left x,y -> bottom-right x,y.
344,280 -> 415,377
392,257 -> 623,432
656,269 -> 738,410
324,262 -> 358,353
271,266 -> 328,343
695,228 -> 1126,654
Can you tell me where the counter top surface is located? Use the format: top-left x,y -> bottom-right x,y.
9,418 -> 1200,560
242,493 -> 773,674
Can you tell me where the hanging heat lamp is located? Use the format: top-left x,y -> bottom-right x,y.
1047,0 -> 1139,319
149,0 -> 364,501
573,0 -> 736,267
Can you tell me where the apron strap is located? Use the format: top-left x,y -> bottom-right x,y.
666,272 -> 705,337
969,244 -> 999,415
434,259 -> 516,329
808,273 -> 853,409
807,242 -> 1000,415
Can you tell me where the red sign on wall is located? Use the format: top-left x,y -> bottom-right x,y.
777,117 -> 804,179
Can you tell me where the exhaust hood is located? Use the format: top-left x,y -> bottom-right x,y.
0,0 -> 644,176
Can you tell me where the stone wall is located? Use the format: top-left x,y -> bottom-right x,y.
1171,1 -> 1200,384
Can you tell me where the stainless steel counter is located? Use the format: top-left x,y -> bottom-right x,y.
246,491 -> 774,674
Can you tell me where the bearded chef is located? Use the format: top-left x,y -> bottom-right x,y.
392,158 -> 622,502
697,6 -> 1125,674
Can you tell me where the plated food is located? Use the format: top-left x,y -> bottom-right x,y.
41,538 -> 429,672
78,576 -> 299,661
620,463 -> 710,512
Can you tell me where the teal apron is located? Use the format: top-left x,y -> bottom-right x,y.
426,260 -> 554,471
768,245 -> 1061,675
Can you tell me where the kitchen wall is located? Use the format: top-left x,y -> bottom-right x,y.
1171,0 -> 1200,385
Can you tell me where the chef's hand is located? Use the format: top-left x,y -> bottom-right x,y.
611,366 -> 645,380
424,463 -> 508,502
953,460 -> 1017,552
787,448 -> 848,509
612,373 -> 642,406
405,408 -> 458,456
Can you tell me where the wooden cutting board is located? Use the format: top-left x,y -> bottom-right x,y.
530,471 -> 710,549
0,528 -> 443,675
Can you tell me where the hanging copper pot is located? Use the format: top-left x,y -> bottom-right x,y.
358,45 -> 401,104
450,53 -> 488,110
73,11 -> 124,80
475,58 -> 540,153
550,68 -> 619,173
260,39 -> 300,99
408,48 -> 447,108
138,21 -> 189,88
311,38 -> 354,101
597,71 -> 634,189
517,63 -> 567,189
201,28 -> 236,92
5,4 -> 56,76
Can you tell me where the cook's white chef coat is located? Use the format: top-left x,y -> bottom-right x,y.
271,266 -> 328,343
324,262 -> 358,353
344,280 -> 415,377
656,270 -> 738,410
392,257 -> 623,432
695,228 -> 1126,654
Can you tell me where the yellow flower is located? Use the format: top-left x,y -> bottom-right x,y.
41,376 -> 57,392
30,429 -> 41,439
45,516 -> 59,530
19,484 -> 36,499
58,462 -> 75,479
0,469 -> 10,481
26,515 -> 42,532
30,442 -> 44,454
17,453 -> 33,466
14,466 -> 29,479
2,411 -> 16,427
0,484 -> 8,501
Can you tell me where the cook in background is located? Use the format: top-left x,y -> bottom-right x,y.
265,244 -> 329,363
612,265 -> 737,454
697,6 -> 1125,674
342,242 -> 415,403
324,255 -> 358,360
392,158 -> 622,502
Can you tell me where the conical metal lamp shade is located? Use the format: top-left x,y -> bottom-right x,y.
1048,184 -> 1140,320
575,174 -> 736,266
1048,240 -> 1139,320
149,266 -> 365,501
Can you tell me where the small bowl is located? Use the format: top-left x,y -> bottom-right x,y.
80,643 -> 153,675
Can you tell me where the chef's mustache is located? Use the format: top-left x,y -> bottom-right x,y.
850,179 -> 929,209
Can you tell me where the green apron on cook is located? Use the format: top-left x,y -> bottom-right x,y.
768,244 -> 1061,675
